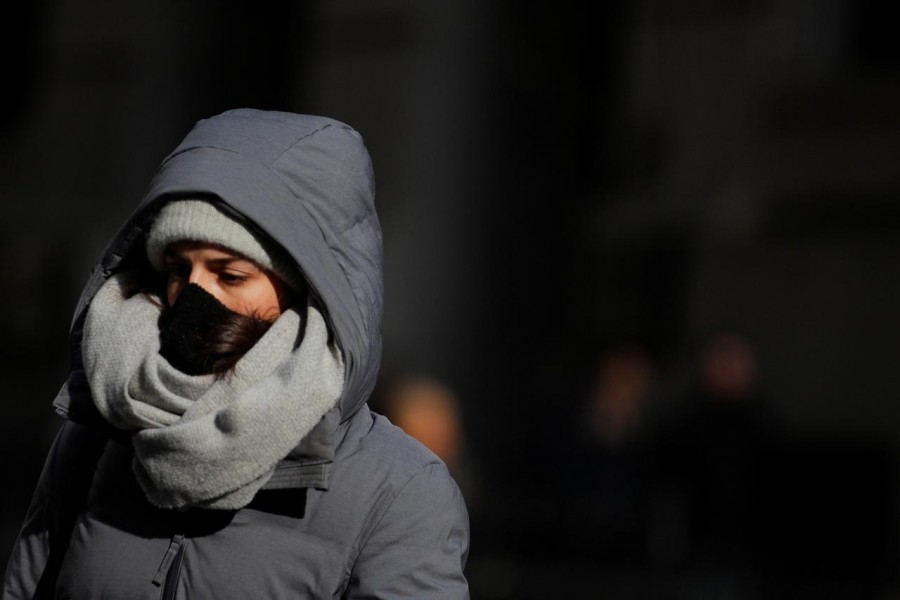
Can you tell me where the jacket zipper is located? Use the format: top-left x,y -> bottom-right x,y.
153,533 -> 187,599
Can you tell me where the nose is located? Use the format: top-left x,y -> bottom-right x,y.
186,266 -> 224,299
187,265 -> 207,288
169,265 -> 220,307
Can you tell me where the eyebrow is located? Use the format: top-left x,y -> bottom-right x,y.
163,250 -> 256,268
207,257 -> 256,269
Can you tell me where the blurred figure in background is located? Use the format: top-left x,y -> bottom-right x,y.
566,344 -> 658,565
651,330 -> 774,579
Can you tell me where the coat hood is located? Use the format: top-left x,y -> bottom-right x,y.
59,109 -> 383,430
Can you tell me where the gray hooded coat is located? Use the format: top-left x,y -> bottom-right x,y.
2,110 -> 470,599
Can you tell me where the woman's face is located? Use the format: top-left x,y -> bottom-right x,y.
163,241 -> 293,319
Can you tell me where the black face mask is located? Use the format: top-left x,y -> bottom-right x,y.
158,284 -> 241,375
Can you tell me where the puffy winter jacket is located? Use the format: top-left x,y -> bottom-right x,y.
2,110 -> 470,599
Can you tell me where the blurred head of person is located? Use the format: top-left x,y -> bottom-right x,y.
699,331 -> 758,403
383,376 -> 463,470
586,345 -> 655,447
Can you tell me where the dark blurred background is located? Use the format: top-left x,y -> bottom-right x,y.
3,1 -> 900,598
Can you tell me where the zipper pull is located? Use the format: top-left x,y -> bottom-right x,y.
152,533 -> 186,586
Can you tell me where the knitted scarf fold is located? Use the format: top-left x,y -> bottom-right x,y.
81,273 -> 344,510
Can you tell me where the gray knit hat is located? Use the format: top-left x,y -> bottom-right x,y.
146,199 -> 305,292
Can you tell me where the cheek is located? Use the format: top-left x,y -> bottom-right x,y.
166,276 -> 183,307
229,280 -> 282,319
255,287 -> 284,319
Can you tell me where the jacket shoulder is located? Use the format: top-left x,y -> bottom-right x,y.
359,410 -> 445,470
338,410 -> 470,599
330,406 -> 457,506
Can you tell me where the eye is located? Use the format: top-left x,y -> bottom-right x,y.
218,271 -> 249,286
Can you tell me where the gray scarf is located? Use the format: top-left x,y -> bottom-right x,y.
81,273 -> 344,510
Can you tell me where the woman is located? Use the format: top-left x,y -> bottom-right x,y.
2,110 -> 470,599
